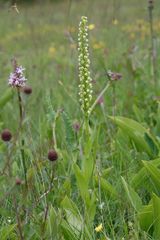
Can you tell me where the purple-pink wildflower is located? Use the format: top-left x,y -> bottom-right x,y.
107,70 -> 122,81
8,65 -> 27,87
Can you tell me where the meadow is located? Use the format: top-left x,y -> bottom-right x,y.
1,0 -> 160,239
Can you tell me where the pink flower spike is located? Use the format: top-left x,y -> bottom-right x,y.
8,65 -> 27,88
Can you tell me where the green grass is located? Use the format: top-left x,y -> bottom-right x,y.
1,0 -> 160,239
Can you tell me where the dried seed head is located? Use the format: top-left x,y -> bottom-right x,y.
1,129 -> 12,142
73,122 -> 81,132
23,86 -> 32,95
48,149 -> 58,161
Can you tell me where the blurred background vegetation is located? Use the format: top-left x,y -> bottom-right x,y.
1,0 -> 160,128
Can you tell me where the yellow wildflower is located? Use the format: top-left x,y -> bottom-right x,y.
95,223 -> 103,232
48,47 -> 56,56
92,41 -> 105,50
88,24 -> 95,30
112,18 -> 118,25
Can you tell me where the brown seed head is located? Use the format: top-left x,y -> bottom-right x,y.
23,86 -> 32,95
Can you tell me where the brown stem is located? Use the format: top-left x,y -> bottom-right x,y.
17,88 -> 27,188
14,198 -> 24,240
148,3 -> 157,87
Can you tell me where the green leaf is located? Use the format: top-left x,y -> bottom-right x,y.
46,206 -> 59,237
61,220 -> 79,240
121,177 -> 142,211
138,204 -> 153,231
61,196 -> 81,220
143,161 -> 160,190
131,158 -> 160,189
95,176 -> 118,199
0,224 -> 16,240
73,164 -> 89,201
61,196 -> 82,237
153,193 -> 160,238
109,116 -> 157,156
102,167 -> 113,178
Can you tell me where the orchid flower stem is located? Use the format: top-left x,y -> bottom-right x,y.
17,88 -> 27,188
89,82 -> 111,115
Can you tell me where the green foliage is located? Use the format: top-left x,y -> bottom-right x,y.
110,116 -> 158,157
0,89 -> 13,110
1,1 -> 160,239
121,177 -> 142,211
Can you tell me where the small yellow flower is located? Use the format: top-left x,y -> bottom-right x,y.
48,47 -> 56,56
95,223 -> 103,232
112,18 -> 118,25
88,24 -> 95,30
92,41 -> 105,50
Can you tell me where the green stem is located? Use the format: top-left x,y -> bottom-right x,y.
89,82 -> 110,115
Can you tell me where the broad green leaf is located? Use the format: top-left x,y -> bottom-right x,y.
61,196 -> 82,237
133,104 -> 144,122
46,206 -> 59,237
153,193 -> 160,238
95,176 -> 118,198
131,158 -> 160,189
85,191 -> 96,223
109,116 -> 157,156
0,224 -> 16,240
138,204 -> 153,231
61,220 -> 79,240
73,164 -> 89,201
121,177 -> 142,211
82,125 -> 100,183
143,161 -> 160,190
61,196 -> 81,220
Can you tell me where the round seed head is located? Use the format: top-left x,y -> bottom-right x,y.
23,86 -> 32,95
48,149 -> 58,161
1,129 -> 12,142
15,178 -> 22,185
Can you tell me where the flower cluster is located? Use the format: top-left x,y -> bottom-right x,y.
95,223 -> 103,233
78,16 -> 93,117
8,65 -> 27,87
107,70 -> 122,81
